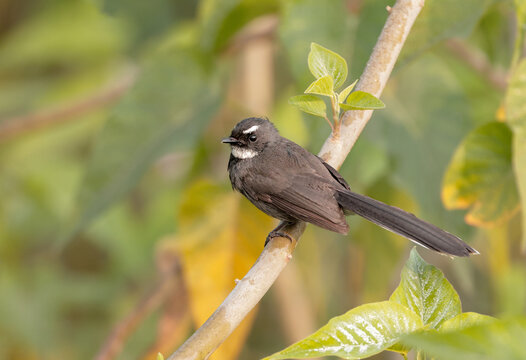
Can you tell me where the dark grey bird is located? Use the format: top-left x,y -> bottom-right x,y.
222,117 -> 477,257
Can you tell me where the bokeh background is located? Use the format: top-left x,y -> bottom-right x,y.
1,0 -> 525,359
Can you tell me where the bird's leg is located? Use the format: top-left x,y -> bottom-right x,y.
265,221 -> 294,247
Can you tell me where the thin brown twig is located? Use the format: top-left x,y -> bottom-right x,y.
169,1 -> 425,359
95,283 -> 168,360
445,38 -> 508,91
0,68 -> 137,142
95,251 -> 187,360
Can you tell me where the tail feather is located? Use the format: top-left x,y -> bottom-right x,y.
335,190 -> 478,257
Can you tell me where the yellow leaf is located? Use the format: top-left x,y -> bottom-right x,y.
169,179 -> 274,359
442,122 -> 519,227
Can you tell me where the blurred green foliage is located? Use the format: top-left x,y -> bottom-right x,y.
0,0 -> 525,359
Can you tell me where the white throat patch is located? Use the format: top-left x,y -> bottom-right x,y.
243,125 -> 259,134
231,146 -> 258,159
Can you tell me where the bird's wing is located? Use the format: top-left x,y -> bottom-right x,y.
249,170 -> 349,234
317,157 -> 351,190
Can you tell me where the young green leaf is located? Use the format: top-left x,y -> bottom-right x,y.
340,91 -> 385,110
265,301 -> 422,360
305,75 -> 334,97
442,122 -> 520,227
390,248 -> 461,329
308,42 -> 347,89
288,94 -> 327,118
156,353 -> 165,360
401,317 -> 526,360
338,79 -> 358,103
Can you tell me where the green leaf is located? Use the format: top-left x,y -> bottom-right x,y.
439,312 -> 495,332
308,42 -> 347,89
338,79 -> 358,103
340,91 -> 385,110
442,122 -> 520,227
156,353 -> 165,360
390,248 -> 461,329
505,58 -> 526,249
402,317 -> 526,360
265,301 -> 422,360
304,75 -> 334,97
288,94 -> 327,118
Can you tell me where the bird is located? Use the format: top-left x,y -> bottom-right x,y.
222,117 -> 477,257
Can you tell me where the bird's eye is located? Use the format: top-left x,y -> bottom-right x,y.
249,134 -> 257,142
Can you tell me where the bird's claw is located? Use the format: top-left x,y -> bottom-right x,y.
265,231 -> 293,247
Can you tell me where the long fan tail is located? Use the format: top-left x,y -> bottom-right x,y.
335,190 -> 478,257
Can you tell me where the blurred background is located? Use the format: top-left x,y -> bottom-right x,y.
1,0 -> 525,359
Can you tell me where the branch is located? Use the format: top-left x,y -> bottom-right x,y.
0,68 -> 137,142
319,0 -> 424,168
445,39 -> 507,91
169,1 -> 424,359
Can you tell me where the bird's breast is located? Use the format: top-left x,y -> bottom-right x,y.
228,156 -> 251,193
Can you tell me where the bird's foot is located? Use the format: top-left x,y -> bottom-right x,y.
265,231 -> 293,247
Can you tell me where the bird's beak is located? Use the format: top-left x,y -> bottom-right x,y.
222,137 -> 239,144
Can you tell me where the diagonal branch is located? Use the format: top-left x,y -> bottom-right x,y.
169,1 -> 425,359
95,251 -> 188,360
0,68 -> 137,142
318,0 -> 424,168
444,39 -> 507,91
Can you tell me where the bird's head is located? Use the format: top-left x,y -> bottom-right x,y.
222,117 -> 279,159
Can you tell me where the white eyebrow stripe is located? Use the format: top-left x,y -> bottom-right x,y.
243,125 -> 259,134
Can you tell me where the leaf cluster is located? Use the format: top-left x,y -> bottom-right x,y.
267,249 -> 525,360
289,43 -> 384,136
